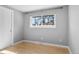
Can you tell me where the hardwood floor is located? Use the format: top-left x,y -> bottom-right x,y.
2,42 -> 69,54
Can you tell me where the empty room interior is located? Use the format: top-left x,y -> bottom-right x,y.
0,5 -> 79,54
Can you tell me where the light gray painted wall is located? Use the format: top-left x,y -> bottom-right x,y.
14,10 -> 24,42
0,6 -> 24,49
0,6 -> 12,49
24,6 -> 68,46
69,5 -> 79,53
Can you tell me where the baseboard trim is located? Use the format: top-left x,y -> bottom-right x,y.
15,40 -> 71,54
68,48 -> 72,54
14,40 -> 24,45
23,40 -> 68,48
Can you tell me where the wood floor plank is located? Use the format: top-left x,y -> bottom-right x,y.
4,42 -> 69,54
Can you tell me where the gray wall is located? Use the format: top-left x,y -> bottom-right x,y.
0,6 -> 24,49
0,6 -> 12,49
14,10 -> 24,42
24,6 -> 68,46
69,5 -> 79,53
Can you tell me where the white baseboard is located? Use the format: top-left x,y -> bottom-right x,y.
14,40 -> 24,45
23,40 -> 68,48
68,48 -> 72,54
14,40 -> 72,54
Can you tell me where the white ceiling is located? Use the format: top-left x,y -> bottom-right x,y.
8,5 -> 63,12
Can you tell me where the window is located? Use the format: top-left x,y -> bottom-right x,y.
30,14 -> 56,28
